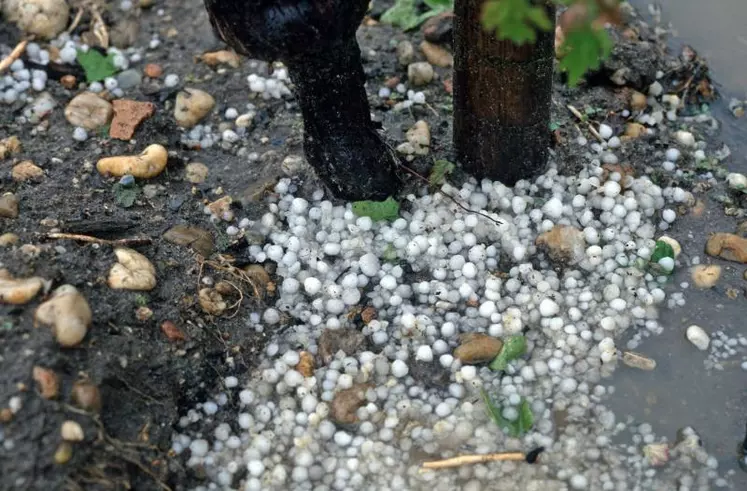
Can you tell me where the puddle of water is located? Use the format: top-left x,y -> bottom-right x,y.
632,0 -> 747,96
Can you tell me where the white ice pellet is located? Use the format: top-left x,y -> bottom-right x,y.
686,325 -> 710,351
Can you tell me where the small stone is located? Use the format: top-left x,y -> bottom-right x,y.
601,163 -> 635,187
175,88 -> 215,128
726,173 -> 747,191
453,333 -> 504,364
318,328 -> 366,365
185,162 -> 209,183
107,248 -> 157,291
403,120 -> 431,156
691,264 -> 721,288
71,380 -> 101,412
161,320 -> 187,341
536,225 -> 586,264
12,160 -> 44,181
408,62 -> 434,87
207,195 -> 232,218
198,50 -> 241,68
686,325 -> 710,351
0,233 -> 19,246
420,41 -> 453,67
643,443 -> 670,466
60,75 -> 77,89
630,91 -> 647,111
163,225 -> 214,257
0,136 -> 22,159
96,144 -> 168,179
54,443 -> 73,465
64,92 -> 113,130
0,193 -> 20,218
35,285 -> 92,347
116,69 -> 143,90
60,420 -> 84,441
33,366 -> 59,399
624,122 -> 646,139
396,40 -> 415,67
421,12 -> 454,44
143,63 -> 163,78
109,100 -> 155,140
675,130 -> 696,147
330,384 -> 371,425
0,271 -> 46,304
135,306 -> 153,321
295,351 -> 315,377
705,233 -> 747,263
621,351 -> 656,371
199,287 -> 226,315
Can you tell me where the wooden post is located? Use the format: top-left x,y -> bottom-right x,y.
453,0 -> 556,185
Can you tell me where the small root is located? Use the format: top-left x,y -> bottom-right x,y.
43,232 -> 152,247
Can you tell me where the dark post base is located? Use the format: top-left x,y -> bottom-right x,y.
453,0 -> 555,185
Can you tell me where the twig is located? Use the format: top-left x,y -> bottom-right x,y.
396,162 -> 504,227
66,7 -> 85,34
566,104 -> 604,142
43,232 -> 152,247
0,40 -> 28,74
420,447 -> 545,471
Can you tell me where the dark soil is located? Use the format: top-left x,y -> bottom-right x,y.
0,1 -> 743,490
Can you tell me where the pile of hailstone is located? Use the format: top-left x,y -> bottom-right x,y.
173,138 -> 724,490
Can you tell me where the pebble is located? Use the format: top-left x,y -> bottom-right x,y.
0,193 -> 20,218
705,233 -> 747,263
686,325 -> 710,351
691,264 -> 721,288
185,162 -> 209,183
175,88 -> 215,128
3,0 -> 70,39
64,92 -> 113,130
407,62 -> 434,87
109,100 -> 155,140
396,40 -> 415,67
420,41 -> 453,67
453,333 -> 504,364
535,225 -> 586,265
11,161 -> 44,181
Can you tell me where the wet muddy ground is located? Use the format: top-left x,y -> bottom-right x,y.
0,0 -> 745,489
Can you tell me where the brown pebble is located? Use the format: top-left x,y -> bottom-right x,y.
161,320 -> 187,341
143,63 -> 163,78
0,135 -> 22,159
705,233 -> 747,263
621,351 -> 657,371
60,75 -> 77,89
420,41 -> 453,67
0,408 -> 12,423
135,306 -> 153,321
453,333 -> 504,364
360,306 -> 377,325
12,160 -> 44,182
0,193 -> 20,218
330,384 -> 372,425
71,380 -> 102,412
33,366 -> 60,399
295,351 -> 315,377
109,100 -> 156,140
0,233 -> 19,246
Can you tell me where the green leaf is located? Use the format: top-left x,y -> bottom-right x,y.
557,25 -> 613,86
382,244 -> 399,263
482,0 -> 553,45
380,0 -> 421,30
76,49 -> 118,82
113,182 -> 139,208
352,197 -> 400,222
481,389 -> 534,437
428,159 -> 456,187
516,399 -> 534,435
650,240 -> 675,263
382,0 -> 453,30
489,335 -> 527,371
